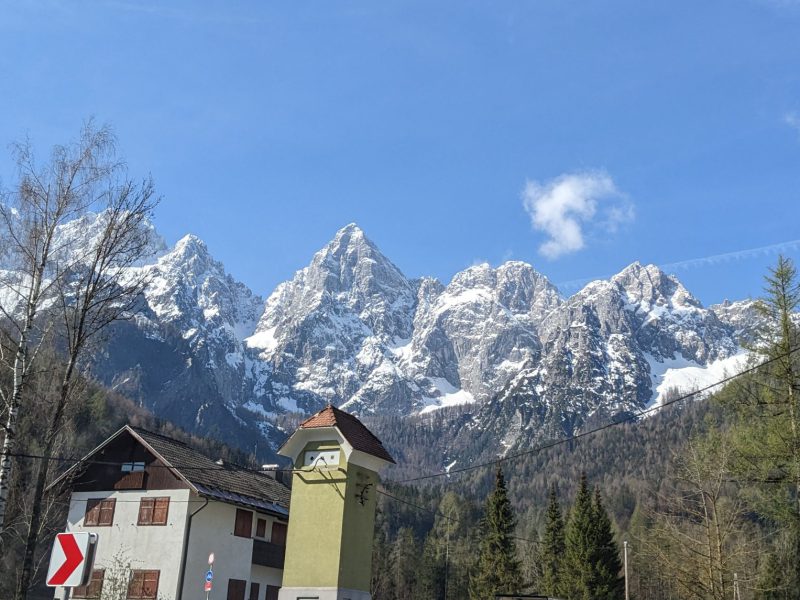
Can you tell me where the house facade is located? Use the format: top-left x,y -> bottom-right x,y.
50,426 -> 290,600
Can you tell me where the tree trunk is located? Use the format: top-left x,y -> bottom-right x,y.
14,359 -> 75,600
0,326 -> 34,534
0,382 -> 22,531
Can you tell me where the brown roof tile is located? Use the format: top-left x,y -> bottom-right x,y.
131,428 -> 291,513
299,405 -> 395,464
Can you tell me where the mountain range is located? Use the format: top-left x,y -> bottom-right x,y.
2,214 -> 765,464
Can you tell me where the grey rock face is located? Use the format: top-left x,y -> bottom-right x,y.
4,216 -> 767,460
471,263 -> 743,453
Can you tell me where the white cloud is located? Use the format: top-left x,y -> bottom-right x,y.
785,111 -> 800,137
522,171 -> 633,259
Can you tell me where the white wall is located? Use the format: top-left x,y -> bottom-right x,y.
54,488 -> 194,600
51,489 -> 286,600
181,500 -> 284,599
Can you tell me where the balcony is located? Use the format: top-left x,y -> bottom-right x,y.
252,540 -> 285,569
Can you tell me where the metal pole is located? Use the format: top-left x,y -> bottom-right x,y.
444,517 -> 450,600
623,541 -> 629,600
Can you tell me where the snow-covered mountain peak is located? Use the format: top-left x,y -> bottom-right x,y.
612,262 -> 702,312
446,260 -> 561,317
173,233 -> 207,254
141,234 -> 263,336
154,234 -> 220,283
54,210 -> 167,265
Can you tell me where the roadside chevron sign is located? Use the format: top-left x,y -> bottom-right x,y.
46,532 -> 97,587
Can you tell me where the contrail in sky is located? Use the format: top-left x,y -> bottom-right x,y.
557,239 -> 800,292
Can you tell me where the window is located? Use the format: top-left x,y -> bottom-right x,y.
137,497 -> 169,525
255,518 -> 266,538
84,498 -> 116,526
270,522 -> 287,546
72,569 -> 104,598
226,579 -> 246,600
234,508 -> 253,538
265,585 -> 280,600
127,570 -> 159,599
121,461 -> 145,472
249,582 -> 260,600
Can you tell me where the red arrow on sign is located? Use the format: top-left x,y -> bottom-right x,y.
47,534 -> 85,586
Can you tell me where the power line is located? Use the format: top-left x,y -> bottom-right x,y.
4,451 -> 303,475
389,346 -> 800,484
5,347 -> 797,486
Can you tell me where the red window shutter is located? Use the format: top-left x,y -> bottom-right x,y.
72,568 -> 104,598
84,499 -> 101,526
265,585 -> 280,600
128,571 -> 144,598
127,570 -> 159,599
98,499 -> 116,526
138,498 -> 155,525
88,570 -> 104,598
152,497 -> 169,525
256,518 -> 266,538
234,509 -> 253,537
227,579 -> 246,600
142,571 -> 159,599
248,582 -> 260,600
271,522 -> 287,546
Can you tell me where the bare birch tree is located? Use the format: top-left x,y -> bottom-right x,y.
640,433 -> 758,600
0,123 -> 118,534
15,179 -> 157,599
0,122 -> 157,598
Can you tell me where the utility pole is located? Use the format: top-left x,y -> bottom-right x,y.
624,540 -> 629,600
444,513 -> 451,600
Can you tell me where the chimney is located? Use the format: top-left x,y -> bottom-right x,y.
260,464 -> 281,482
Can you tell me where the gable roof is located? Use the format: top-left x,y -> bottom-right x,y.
131,428 -> 291,514
293,404 -> 395,464
48,426 -> 290,517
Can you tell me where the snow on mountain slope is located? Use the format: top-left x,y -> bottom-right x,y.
2,214 -> 770,459
645,351 -> 750,408
408,261 -> 560,405
467,263 -> 745,453
243,229 -> 566,417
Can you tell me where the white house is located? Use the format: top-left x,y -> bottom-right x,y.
48,425 -> 290,600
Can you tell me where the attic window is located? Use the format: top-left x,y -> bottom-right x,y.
121,461 -> 145,473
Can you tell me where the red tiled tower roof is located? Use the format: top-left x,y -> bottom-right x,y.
299,404 -> 395,464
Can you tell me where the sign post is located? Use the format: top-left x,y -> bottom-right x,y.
204,552 -> 214,599
46,532 -> 97,589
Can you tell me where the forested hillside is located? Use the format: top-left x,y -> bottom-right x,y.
0,370 -> 256,599
368,257 -> 800,599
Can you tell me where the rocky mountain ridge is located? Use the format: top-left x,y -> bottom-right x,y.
0,215 -> 765,461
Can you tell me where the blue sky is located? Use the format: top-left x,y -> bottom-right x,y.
1,0 -> 799,305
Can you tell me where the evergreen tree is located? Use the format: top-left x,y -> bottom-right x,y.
590,487 -> 624,600
562,473 -> 595,599
418,534 -> 445,600
391,527 -> 419,600
539,484 -> 565,596
722,256 -> 800,595
469,468 -> 523,600
371,526 -> 393,599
